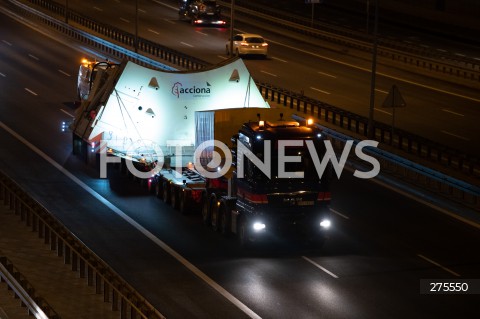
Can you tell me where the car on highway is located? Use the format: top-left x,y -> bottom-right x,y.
226,33 -> 268,58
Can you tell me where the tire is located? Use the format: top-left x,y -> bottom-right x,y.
201,193 -> 211,225
179,190 -> 189,215
163,180 -> 170,204
171,185 -> 178,209
219,204 -> 230,236
155,180 -> 163,199
238,219 -> 250,248
211,198 -> 219,232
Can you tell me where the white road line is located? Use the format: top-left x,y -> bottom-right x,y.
417,254 -> 460,277
302,256 -> 339,278
454,53 -> 466,57
374,88 -> 388,94
58,69 -> 71,77
0,121 -> 262,319
195,31 -> 208,36
60,109 -> 74,117
163,19 -> 175,24
271,57 -> 287,63
0,72 -> 5,77
148,29 -> 160,35
436,48 -> 447,52
420,44 -> 429,48
374,108 -> 392,115
317,71 -> 337,78
330,208 -> 349,220
24,88 -> 37,96
261,70 -> 277,77
28,54 -> 39,60
2,40 -> 12,46
138,8 -> 146,13
440,130 -> 469,141
441,109 -> 464,117
119,17 -> 130,23
93,6 -> 103,11
310,87 -> 330,95
474,57 -> 480,61
271,41 -> 480,103
181,42 -> 194,47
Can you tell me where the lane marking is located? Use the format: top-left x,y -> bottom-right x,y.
271,40 -> 480,103
2,40 -> 12,46
440,130 -> 469,141
195,31 -> 208,36
163,19 -> 175,24
119,17 -> 130,23
454,53 -> 466,57
436,49 -> 447,52
271,57 -> 287,63
417,254 -> 460,277
374,88 -> 388,94
28,54 -> 39,60
24,88 -> 37,96
441,109 -> 464,117
330,208 -> 349,220
374,108 -> 392,115
0,72 -> 6,77
261,70 -> 277,77
420,44 -> 429,48
0,122 -> 262,319
317,71 -> 337,78
60,109 -> 74,117
93,6 -> 103,11
302,256 -> 339,278
148,29 -> 160,35
58,69 -> 71,77
180,42 -> 194,47
310,87 -> 330,94
138,9 -> 146,13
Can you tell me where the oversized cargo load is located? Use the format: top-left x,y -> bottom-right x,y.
72,57 -> 269,166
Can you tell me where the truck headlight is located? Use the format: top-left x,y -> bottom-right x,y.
253,222 -> 266,231
319,219 -> 331,229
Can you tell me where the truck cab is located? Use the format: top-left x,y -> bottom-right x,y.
196,115 -> 332,247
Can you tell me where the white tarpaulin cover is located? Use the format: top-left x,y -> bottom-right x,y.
87,58 -> 269,156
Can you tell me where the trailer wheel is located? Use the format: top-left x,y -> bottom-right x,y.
171,186 -> 179,209
201,193 -> 211,225
219,204 -> 230,237
155,180 -> 163,199
211,199 -> 220,232
163,181 -> 170,204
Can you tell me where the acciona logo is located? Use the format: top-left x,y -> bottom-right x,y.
171,82 -> 211,98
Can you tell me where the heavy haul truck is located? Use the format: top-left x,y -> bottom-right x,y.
71,58 -> 331,246
153,108 -> 332,246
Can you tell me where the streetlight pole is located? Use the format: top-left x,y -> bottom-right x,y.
367,0 -> 378,139
134,0 -> 138,53
229,0 -> 235,56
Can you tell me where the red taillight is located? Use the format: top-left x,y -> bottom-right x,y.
245,193 -> 268,204
317,192 -> 331,201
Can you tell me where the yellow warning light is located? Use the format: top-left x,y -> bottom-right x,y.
259,120 -> 265,128
307,118 -> 314,126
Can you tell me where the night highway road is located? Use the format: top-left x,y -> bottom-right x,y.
1,8 -> 480,319
54,0 -> 480,157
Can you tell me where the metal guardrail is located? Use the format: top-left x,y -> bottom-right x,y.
0,170 -> 166,319
0,257 -> 55,319
292,114 -> 480,211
